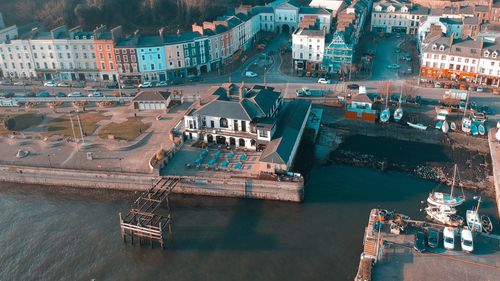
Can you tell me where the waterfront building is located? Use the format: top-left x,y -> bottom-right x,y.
370,0 -> 430,35
345,94 -> 377,122
323,31 -> 354,73
136,35 -> 167,82
114,35 -> 141,84
252,6 -> 275,32
182,33 -> 211,76
93,25 -> 118,82
68,27 -> 100,81
0,27 -> 35,79
477,40 -> 500,86
133,90 -> 172,111
292,27 -> 326,72
0,13 -> 18,44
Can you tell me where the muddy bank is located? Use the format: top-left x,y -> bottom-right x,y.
328,135 -> 494,196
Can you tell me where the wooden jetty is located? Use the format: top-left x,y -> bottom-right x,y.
119,177 -> 180,249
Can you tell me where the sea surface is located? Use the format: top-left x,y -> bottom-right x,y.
0,164 -> 497,281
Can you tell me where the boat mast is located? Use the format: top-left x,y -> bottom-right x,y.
450,164 -> 457,197
399,82 -> 403,108
463,92 -> 469,118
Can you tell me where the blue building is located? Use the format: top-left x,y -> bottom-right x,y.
180,32 -> 211,76
136,36 -> 167,82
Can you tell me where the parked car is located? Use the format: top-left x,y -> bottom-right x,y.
295,87 -> 312,97
25,91 -> 36,97
156,81 -> 168,87
57,82 -> 70,87
256,43 -> 266,50
414,231 -> 426,253
2,92 -> 15,98
317,78 -> 331,84
13,81 -> 26,86
434,82 -> 443,88
468,85 -> 476,91
88,91 -> 103,97
138,81 -> 153,88
121,83 -> 135,89
72,82 -> 85,88
405,54 -> 412,61
44,81 -> 57,87
68,92 -> 83,97
106,82 -> 118,89
387,64 -> 400,69
443,227 -> 455,250
37,91 -> 50,97
84,86 -> 98,91
347,83 -> 359,90
461,228 -> 474,253
56,92 -> 67,97
459,84 -> 467,90
476,86 -> 484,92
244,71 -> 258,78
0,80 -> 12,86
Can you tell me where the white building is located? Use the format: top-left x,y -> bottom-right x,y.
253,6 -> 275,32
272,1 -> 300,33
477,41 -> 500,86
292,28 -> 326,72
0,39 -> 35,79
309,0 -> 344,14
299,7 -> 333,33
370,0 -> 429,35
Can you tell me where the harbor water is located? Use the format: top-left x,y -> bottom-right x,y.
0,164 -> 497,281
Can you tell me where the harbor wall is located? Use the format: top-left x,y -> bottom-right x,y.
0,165 -> 304,202
487,130 -> 500,217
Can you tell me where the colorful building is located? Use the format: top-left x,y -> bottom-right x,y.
136,36 -> 167,82
93,25 -> 118,81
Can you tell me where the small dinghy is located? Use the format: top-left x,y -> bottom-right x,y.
394,107 -> 403,122
450,122 -> 457,131
481,215 -> 493,234
435,121 -> 443,129
407,122 -> 427,130
442,121 -> 449,133
471,123 -> 479,136
478,124 -> 486,136
380,108 -> 390,123
16,150 -> 29,159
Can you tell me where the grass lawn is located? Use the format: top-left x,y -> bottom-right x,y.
98,117 -> 151,141
0,113 -> 44,135
43,112 -> 110,138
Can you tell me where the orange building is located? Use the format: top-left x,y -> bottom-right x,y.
93,25 -> 119,81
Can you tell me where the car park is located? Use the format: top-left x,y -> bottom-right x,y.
244,71 -> 258,78
68,92 -> 83,97
414,231 -> 426,253
38,91 -> 50,97
347,83 -> 359,90
57,82 -> 70,87
317,78 -> 331,84
156,81 -> 168,87
139,81 -> 153,88
44,81 -> 57,87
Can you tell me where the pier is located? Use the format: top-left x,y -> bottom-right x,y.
488,128 -> 500,217
119,177 -> 180,249
355,209 -> 500,281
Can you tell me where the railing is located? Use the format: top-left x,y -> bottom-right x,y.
9,96 -> 133,103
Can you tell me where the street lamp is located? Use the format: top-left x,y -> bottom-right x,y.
47,154 -> 53,168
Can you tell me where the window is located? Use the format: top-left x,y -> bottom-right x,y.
123,56 -> 128,63
219,118 -> 228,128
67,53 -> 71,59
441,55 -> 446,60
108,53 -> 112,59
100,53 -> 104,59
465,58 -> 469,63
109,62 -> 114,70
106,45 -> 111,51
101,62 -> 106,69
259,130 -> 269,138
98,45 -> 102,51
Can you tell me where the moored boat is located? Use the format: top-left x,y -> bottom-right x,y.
466,209 -> 482,232
442,121 -> 449,133
478,124 -> 486,136
380,108 -> 390,123
425,207 -> 464,227
481,215 -> 493,234
471,123 -> 478,136
407,122 -> 427,130
450,122 -> 457,131
427,165 -> 465,208
394,107 -> 403,121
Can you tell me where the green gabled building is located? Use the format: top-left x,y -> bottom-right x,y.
322,31 -> 354,73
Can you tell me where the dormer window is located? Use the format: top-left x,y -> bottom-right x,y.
432,44 -> 437,50
484,50 -> 490,57
439,45 -> 445,51
388,6 -> 395,12
493,51 -> 498,58
375,5 -> 382,12
401,6 -> 408,13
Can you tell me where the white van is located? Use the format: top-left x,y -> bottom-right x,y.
358,86 -> 367,95
461,228 -> 474,253
443,227 -> 455,250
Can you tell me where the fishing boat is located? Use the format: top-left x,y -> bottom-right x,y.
425,204 -> 457,215
481,215 -> 493,234
380,108 -> 390,122
435,121 -> 443,129
427,165 -> 465,207
428,228 -> 440,248
425,206 -> 464,227
471,123 -> 479,136
450,122 -> 457,131
478,124 -> 486,136
462,117 -> 472,133
466,209 -> 482,232
442,121 -> 449,133
407,122 -> 427,130
393,107 -> 403,122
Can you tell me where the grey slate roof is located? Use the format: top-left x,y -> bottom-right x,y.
260,100 -> 311,165
299,7 -> 332,15
252,6 -> 274,14
196,100 -> 254,121
133,91 -> 171,101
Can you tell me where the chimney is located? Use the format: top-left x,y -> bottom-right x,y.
191,24 -> 204,35
239,81 -> 246,101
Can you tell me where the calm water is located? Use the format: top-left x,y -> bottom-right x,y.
0,164 -> 497,281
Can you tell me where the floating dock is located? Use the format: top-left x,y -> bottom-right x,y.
119,177 -> 180,249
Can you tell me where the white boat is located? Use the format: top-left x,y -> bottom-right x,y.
443,227 -> 456,250
461,227 -> 474,253
407,122 -> 427,130
462,117 -> 472,133
466,209 -> 482,232
442,121 -> 449,133
427,165 -> 465,207
425,205 -> 463,227
450,122 -> 457,131
394,107 -> 403,121
380,108 -> 390,122
425,204 -> 457,215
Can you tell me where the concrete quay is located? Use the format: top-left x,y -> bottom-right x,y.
0,164 -> 304,202
488,128 -> 500,217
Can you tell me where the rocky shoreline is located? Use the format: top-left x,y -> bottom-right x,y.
328,137 -> 495,197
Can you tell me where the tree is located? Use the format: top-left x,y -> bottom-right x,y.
3,117 -> 16,131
